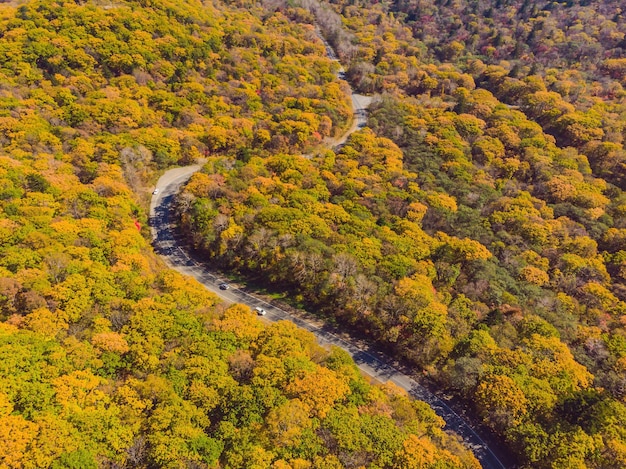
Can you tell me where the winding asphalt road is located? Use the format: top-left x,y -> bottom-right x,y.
148,34 -> 508,469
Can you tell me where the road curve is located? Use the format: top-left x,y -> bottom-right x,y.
149,165 -> 508,469
314,27 -> 372,151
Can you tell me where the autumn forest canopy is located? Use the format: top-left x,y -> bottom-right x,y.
0,0 -> 625,468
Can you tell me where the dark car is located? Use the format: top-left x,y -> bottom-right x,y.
219,283 -> 229,290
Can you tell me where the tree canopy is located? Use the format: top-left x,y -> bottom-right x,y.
178,0 -> 626,467
0,0 -> 481,467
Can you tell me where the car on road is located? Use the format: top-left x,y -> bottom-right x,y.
219,283 -> 229,290
255,307 -> 266,316
152,188 -> 159,195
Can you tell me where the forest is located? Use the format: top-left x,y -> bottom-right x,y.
176,0 -> 626,467
0,0 -> 483,467
0,0 -> 625,467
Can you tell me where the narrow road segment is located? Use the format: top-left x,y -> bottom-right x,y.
149,165 -> 508,469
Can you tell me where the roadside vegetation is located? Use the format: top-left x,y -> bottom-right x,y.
0,0 -> 481,467
179,0 -> 626,467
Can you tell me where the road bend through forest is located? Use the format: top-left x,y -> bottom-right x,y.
149,34 -> 508,469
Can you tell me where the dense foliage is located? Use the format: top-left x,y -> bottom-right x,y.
179,0 -> 626,467
0,0 -> 483,467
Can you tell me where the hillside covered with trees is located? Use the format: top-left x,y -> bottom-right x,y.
0,0 -> 484,467
177,0 -> 626,467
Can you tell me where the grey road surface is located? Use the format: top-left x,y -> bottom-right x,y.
148,30 -> 507,469
313,27 -> 373,150
149,165 -> 508,469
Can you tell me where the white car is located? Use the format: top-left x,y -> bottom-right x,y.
152,188 -> 159,195
255,307 -> 266,316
